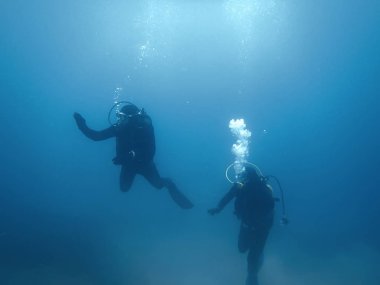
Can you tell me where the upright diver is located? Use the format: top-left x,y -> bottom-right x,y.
208,165 -> 275,285
73,102 -> 193,209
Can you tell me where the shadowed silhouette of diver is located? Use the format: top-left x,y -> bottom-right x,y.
209,165 -> 275,285
74,102 -> 193,209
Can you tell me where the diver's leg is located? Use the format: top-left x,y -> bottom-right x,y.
246,250 -> 263,285
139,162 -> 166,189
241,226 -> 259,285
140,162 -> 193,209
246,228 -> 270,285
245,272 -> 259,285
238,223 -> 252,253
120,165 -> 136,192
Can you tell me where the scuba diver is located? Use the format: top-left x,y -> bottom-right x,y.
208,165 -> 276,285
73,102 -> 193,209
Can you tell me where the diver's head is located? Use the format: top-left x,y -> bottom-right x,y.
240,165 -> 262,184
116,103 -> 140,123
116,103 -> 140,122
119,104 -> 139,117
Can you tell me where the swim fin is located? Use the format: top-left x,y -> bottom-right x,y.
168,186 -> 194,209
165,180 -> 193,209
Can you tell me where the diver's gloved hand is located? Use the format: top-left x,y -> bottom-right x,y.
73,112 -> 86,128
208,208 -> 220,216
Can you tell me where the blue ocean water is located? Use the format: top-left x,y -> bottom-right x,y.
0,1 -> 379,284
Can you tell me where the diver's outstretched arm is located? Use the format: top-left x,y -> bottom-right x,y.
208,185 -> 238,215
74,112 -> 115,141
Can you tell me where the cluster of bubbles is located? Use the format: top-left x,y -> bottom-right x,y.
229,118 -> 252,181
136,1 -> 177,67
113,87 -> 123,115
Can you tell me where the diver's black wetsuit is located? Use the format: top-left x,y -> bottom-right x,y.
211,179 -> 275,285
75,112 -> 171,192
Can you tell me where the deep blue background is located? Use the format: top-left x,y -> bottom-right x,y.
1,1 -> 379,284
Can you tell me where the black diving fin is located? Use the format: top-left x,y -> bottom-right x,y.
168,187 -> 193,209
166,183 -> 193,209
164,178 -> 194,209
